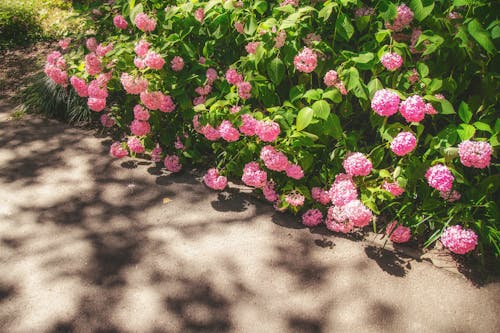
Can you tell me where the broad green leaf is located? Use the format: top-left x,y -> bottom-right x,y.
129,3 -> 143,22
458,102 -> 472,124
351,52 -> 374,63
253,1 -> 268,15
378,0 -> 398,22
280,12 -> 302,30
345,67 -> 360,91
323,89 -> 343,103
312,100 -> 330,120
409,0 -> 434,22
335,13 -> 354,41
324,113 -> 343,139
318,2 -> 335,21
267,57 -> 285,85
290,85 -> 304,102
473,121 -> 492,133
457,124 -> 476,141
303,89 -> 322,102
375,30 -> 391,43
437,99 -> 455,114
244,15 -> 257,35
468,19 -> 496,54
367,78 -> 383,98
416,62 -> 429,78
296,107 -> 314,131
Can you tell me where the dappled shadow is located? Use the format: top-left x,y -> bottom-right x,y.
364,245 -> 411,277
210,188 -> 251,213
288,316 -> 324,333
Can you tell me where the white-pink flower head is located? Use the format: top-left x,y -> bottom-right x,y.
390,132 -> 417,156
425,164 -> 454,192
458,140 -> 492,169
399,95 -> 426,123
381,52 -> 403,71
343,152 -> 372,176
294,47 -> 317,73
371,89 -> 400,117
441,225 -> 478,254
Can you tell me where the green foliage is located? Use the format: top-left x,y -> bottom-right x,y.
44,0 -> 500,256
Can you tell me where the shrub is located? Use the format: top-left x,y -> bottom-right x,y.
41,0 -> 499,257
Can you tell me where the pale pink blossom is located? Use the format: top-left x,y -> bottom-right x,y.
234,21 -> 244,34
343,199 -> 372,227
458,140 -> 492,169
194,8 -> 205,22
218,120 -> 240,142
96,43 -> 113,57
151,145 -> 163,162
134,40 -> 150,57
441,225 -> 478,254
285,192 -> 305,207
87,98 -> 106,112
323,70 -> 338,87
133,104 -> 150,121
130,120 -> 150,136
439,190 -> 461,202
329,173 -> 358,207
325,206 -> 354,233
286,164 -> 304,180
127,137 -> 145,153
390,132 -> 417,156
237,81 -> 252,99
294,47 -> 317,73
382,181 -> 405,196
171,56 -> 184,72
425,164 -> 454,192
311,187 -> 331,205
110,142 -> 128,158
85,53 -> 102,76
144,51 -> 165,70
242,162 -> 267,188
245,42 -> 260,54
113,15 -> 128,29
204,168 -> 228,190
239,114 -> 258,136
343,153 -> 372,176
134,13 -> 156,32
225,68 -> 243,85
255,120 -> 280,142
302,209 -> 323,227
86,37 -> 97,52
399,95 -> 426,123
260,145 -> 289,172
121,73 -> 148,94
58,38 -> 71,50
385,3 -> 414,32
263,181 -> 279,202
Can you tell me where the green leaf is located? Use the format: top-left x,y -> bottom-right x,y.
280,12 -> 302,30
409,0 -> 434,22
467,19 -> 496,54
335,13 -> 354,41
375,29 -> 391,43
367,78 -> 383,98
351,52 -> 375,64
437,99 -> 455,115
345,67 -> 360,91
473,121 -> 492,133
303,89 -> 322,102
129,3 -> 143,22
244,15 -> 257,35
318,2 -> 335,21
458,102 -> 472,124
378,1 -> 397,22
323,89 -> 342,103
457,124 -> 476,141
312,100 -> 330,120
324,113 -> 343,139
290,85 -> 304,102
416,62 -> 429,77
267,57 -> 285,85
253,0 -> 268,15
296,107 -> 314,131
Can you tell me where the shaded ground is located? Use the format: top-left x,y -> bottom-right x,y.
1,101 -> 500,333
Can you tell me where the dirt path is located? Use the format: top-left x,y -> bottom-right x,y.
0,97 -> 499,332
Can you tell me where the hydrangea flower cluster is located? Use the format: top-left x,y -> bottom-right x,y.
294,47 -> 317,73
171,56 -> 185,72
343,153 -> 372,176
390,132 -> 417,156
164,155 -> 182,172
382,181 -> 405,196
425,164 -> 454,192
329,173 -> 358,207
150,145 -> 162,162
58,38 -> 71,50
301,209 -> 323,227
385,3 -> 414,31
217,120 -> 240,142
263,181 -> 279,202
127,137 -> 145,154
381,52 -> 403,71
194,8 -> 205,23
242,162 -> 267,188
285,192 -> 305,207
113,15 -> 128,29
458,140 -> 492,169
371,89 -> 400,116
311,187 -> 331,205
100,113 -> 115,128
70,76 -> 88,97
325,206 -> 354,233
440,225 -> 478,254
110,142 -> 128,158
134,13 -> 156,32
245,42 -> 260,54
399,95 -> 426,123
204,168 -> 228,190
121,73 -> 148,95
386,221 -> 412,243
45,51 -> 68,86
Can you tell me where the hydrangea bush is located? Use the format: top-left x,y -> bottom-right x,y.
43,0 -> 499,257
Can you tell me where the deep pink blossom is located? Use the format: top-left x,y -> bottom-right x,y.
133,104 -> 150,121
302,209 -> 323,227
255,120 -> 280,142
385,3 -> 414,31
263,181 -> 279,202
85,53 -> 102,76
159,94 -> 176,113
164,155 -> 182,172
391,132 -> 417,156
225,69 -> 243,85
458,140 -> 492,169
110,142 -> 128,158
206,68 -> 218,84
134,40 -> 150,57
242,162 -> 267,188
239,114 -> 258,136
294,47 -> 317,73
286,164 -> 304,180
343,153 -> 372,176
127,137 -> 145,153
237,81 -> 252,99
381,52 -> 403,71
151,145 -> 163,162
87,98 -> 106,112
88,80 -> 108,99
204,168 -> 228,190
312,187 -> 331,205
234,21 -> 244,33
386,221 -> 412,243
113,15 -> 128,29
245,42 -> 260,54
140,91 -> 163,110
260,145 -> 289,172
144,51 -> 165,70
218,120 -> 240,142
96,43 -> 113,57
194,8 -> 205,22
441,225 -> 478,254
425,164 -> 454,192
399,95 -> 426,123
130,119 -> 151,136
382,181 -> 405,196
371,89 -> 400,117
70,76 -> 88,97
134,13 -> 156,32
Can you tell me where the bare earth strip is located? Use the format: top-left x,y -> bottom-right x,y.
0,100 -> 499,333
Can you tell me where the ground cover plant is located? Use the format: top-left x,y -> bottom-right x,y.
42,0 -> 499,258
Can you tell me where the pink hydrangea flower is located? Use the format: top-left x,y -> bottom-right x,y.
343,153 -> 372,176
195,85 -> 212,96
133,104 -> 150,121
225,69 -> 243,85
280,0 -> 299,7
96,72 -> 112,85
47,51 -> 62,65
134,13 -> 156,32
218,120 -> 240,142
70,76 -> 88,97
175,136 -> 186,150
204,168 -> 228,190
171,56 -> 184,72
113,15 -> 128,29
110,142 -> 128,158
294,47 -> 317,73
425,164 -> 454,192
381,52 -> 403,71
45,63 -> 68,86
458,140 -> 492,169
323,70 -> 338,87
302,209 -> 323,227
230,105 -> 241,114
439,190 -> 461,202
134,40 -> 150,57
206,68 -> 218,84
144,51 -> 165,70
390,132 -> 417,156
127,137 -> 145,153
234,21 -> 244,34
371,89 -> 400,117
245,42 -> 260,54
382,181 -> 405,196
58,38 -> 71,50
87,98 -> 106,112
194,8 -> 205,22
121,73 -> 148,94
164,155 -> 182,173
159,94 -> 176,113
286,164 -> 304,180
255,120 -> 280,142
100,113 -> 115,127
130,119 -> 151,136
96,43 -> 113,57
88,80 -> 108,99
239,114 -> 258,136
424,103 -> 438,115
399,95 -> 426,123
242,162 -> 267,188
408,69 -> 419,84
329,173 -> 358,207
86,37 -> 97,52
140,91 -> 163,110
343,199 -> 372,227
134,57 -> 146,69
202,124 -> 221,141
285,192 -> 305,207
85,53 -> 102,76
193,96 -> 206,106
440,225 -> 478,254
386,221 -> 412,243
325,206 -> 354,233
260,145 -> 289,172
274,30 -> 286,48
263,181 -> 279,202
150,145 -> 162,162
237,81 -> 252,99
198,56 -> 206,64
385,3 -> 414,32
312,187 -> 331,205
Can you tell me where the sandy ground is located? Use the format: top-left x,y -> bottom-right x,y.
0,96 -> 499,333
